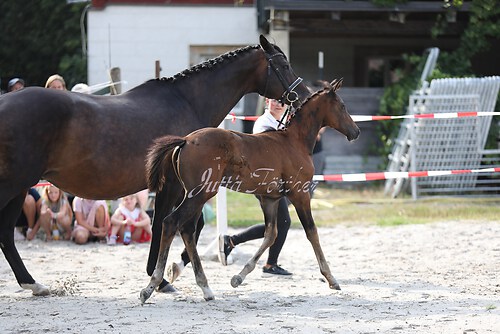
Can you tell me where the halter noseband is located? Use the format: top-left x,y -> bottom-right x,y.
265,52 -> 303,106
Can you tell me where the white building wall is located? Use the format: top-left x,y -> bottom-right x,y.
88,5 -> 259,92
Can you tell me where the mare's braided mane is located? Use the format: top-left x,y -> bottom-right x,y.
157,45 -> 260,83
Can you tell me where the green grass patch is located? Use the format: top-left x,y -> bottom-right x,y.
210,185 -> 500,228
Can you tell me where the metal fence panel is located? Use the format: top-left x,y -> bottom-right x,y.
386,76 -> 500,198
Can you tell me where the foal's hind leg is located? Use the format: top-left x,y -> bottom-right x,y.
0,193 -> 50,296
231,197 -> 279,288
293,200 -> 340,290
140,215 -> 178,304
167,214 -> 204,283
179,209 -> 214,301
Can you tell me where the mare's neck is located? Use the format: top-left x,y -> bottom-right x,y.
173,47 -> 264,127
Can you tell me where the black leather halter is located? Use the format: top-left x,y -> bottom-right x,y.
265,52 -> 303,106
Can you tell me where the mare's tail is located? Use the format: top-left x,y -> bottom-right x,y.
146,136 -> 186,192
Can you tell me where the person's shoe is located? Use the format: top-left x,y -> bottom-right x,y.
218,235 -> 233,266
107,235 -> 117,246
14,227 -> 25,241
262,264 -> 292,276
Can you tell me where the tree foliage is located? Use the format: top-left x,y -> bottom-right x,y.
0,0 -> 87,91
375,0 -> 500,161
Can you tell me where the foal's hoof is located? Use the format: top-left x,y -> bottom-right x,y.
140,287 -> 154,304
230,275 -> 243,288
167,262 -> 184,283
330,282 -> 341,290
204,294 -> 215,301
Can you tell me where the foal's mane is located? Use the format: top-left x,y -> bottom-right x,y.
283,84 -> 333,128
295,86 -> 332,113
154,45 -> 261,84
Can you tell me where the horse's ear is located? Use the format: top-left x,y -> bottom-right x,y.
330,78 -> 344,91
260,35 -> 273,52
314,80 -> 331,89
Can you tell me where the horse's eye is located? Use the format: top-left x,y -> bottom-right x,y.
283,65 -> 289,70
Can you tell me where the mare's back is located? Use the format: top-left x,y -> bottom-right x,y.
1,87 -> 84,126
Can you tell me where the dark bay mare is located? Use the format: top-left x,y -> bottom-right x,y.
0,35 -> 309,296
140,79 -> 360,302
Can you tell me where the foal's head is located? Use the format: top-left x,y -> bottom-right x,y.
318,79 -> 360,141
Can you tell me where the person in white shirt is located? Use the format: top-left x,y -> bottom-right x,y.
218,98 -> 293,276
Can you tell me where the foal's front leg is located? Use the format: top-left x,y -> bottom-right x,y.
231,197 -> 279,288
293,199 -> 341,290
140,217 -> 178,304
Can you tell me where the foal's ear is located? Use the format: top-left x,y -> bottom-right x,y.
330,78 -> 344,91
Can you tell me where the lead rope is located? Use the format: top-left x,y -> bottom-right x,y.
276,104 -> 292,130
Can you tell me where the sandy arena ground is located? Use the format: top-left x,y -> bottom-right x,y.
0,221 -> 499,333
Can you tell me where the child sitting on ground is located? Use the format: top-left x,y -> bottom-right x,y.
39,185 -> 73,241
72,197 -> 110,244
108,193 -> 152,245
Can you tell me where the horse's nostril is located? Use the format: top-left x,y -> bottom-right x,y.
348,127 -> 360,141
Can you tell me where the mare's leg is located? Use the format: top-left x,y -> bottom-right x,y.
146,179 -> 182,292
231,196 -> 279,288
0,193 -> 50,295
179,210 -> 214,301
292,196 -> 340,290
140,210 -> 178,304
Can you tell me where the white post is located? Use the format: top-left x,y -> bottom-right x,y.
318,51 -> 324,80
216,120 -> 228,235
216,187 -> 227,234
202,120 -> 228,257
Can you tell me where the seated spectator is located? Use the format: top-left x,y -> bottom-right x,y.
108,193 -> 152,245
72,197 -> 109,245
15,188 -> 42,241
45,74 -> 66,90
39,185 -> 73,241
8,77 -> 25,92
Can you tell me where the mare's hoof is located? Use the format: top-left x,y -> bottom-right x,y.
140,287 -> 154,304
230,275 -> 243,288
157,282 -> 178,294
22,283 -> 50,296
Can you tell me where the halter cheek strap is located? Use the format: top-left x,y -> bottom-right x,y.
266,53 -> 303,107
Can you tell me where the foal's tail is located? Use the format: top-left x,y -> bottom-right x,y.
146,136 -> 187,192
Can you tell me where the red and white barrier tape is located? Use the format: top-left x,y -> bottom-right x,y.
350,111 -> 500,122
33,167 -> 499,189
313,167 -> 500,182
35,182 -> 51,187
225,111 -> 500,123
225,114 -> 259,122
